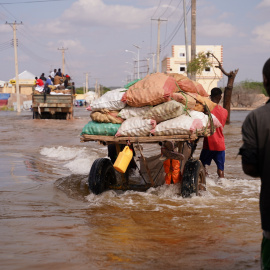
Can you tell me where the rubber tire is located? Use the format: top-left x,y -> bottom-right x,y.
181,159 -> 206,198
88,158 -> 117,195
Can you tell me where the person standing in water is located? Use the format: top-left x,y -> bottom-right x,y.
239,58 -> 270,269
199,87 -> 228,178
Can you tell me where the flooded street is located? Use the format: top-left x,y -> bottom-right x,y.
0,108 -> 261,270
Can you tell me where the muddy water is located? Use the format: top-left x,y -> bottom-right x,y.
0,108 -> 261,270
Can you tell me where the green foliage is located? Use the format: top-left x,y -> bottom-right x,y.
234,80 -> 267,96
75,86 -> 111,95
102,86 -> 111,94
76,87 -> 84,94
187,52 -> 213,75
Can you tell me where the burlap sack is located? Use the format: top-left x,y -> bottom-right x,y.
90,109 -> 124,124
167,73 -> 208,97
115,116 -> 156,137
193,81 -> 209,97
143,100 -> 185,123
121,73 -> 178,107
48,85 -> 56,91
194,95 -> 217,112
168,73 -> 197,94
171,92 -> 196,110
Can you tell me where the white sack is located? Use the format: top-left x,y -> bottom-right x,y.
189,110 -> 222,128
118,105 -> 150,119
90,88 -> 126,111
153,114 -> 204,136
115,116 -> 156,137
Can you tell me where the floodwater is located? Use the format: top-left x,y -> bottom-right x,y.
0,107 -> 261,270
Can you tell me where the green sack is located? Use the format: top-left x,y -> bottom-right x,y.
81,121 -> 121,136
124,79 -> 141,89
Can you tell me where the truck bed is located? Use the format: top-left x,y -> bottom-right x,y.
32,94 -> 74,119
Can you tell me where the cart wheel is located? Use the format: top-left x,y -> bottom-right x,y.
181,159 -> 206,198
88,158 -> 117,195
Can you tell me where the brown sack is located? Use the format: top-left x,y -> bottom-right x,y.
122,73 -> 178,107
90,109 -> 124,124
194,95 -> 217,112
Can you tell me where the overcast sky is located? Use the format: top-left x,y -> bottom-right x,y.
0,0 -> 269,88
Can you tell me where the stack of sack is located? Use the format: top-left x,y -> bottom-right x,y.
81,73 -> 222,137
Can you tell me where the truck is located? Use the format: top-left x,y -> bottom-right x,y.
32,93 -> 74,119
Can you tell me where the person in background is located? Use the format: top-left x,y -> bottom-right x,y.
53,74 -> 61,85
64,74 -> 70,88
71,82 -> 76,95
239,58 -> 270,269
56,68 -> 63,77
34,76 -> 44,93
46,76 -> 53,86
199,87 -> 228,178
50,69 -> 56,83
39,73 -> 47,84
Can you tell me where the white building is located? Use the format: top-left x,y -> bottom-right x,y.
162,45 -> 223,94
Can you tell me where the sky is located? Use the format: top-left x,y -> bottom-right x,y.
0,0 -> 269,88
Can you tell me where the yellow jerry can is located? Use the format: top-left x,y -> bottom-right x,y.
113,146 -> 133,173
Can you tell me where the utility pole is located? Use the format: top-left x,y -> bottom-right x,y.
183,0 -> 190,78
149,53 -> 156,73
85,73 -> 89,94
191,0 -> 196,81
146,58 -> 150,75
95,78 -> 101,98
57,47 -> 68,74
151,18 -> 167,73
6,21 -> 22,113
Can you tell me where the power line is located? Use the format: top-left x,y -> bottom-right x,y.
158,0 -> 173,19
0,3 -> 17,20
161,0 -> 191,51
0,0 -> 66,4
151,0 -> 162,19
0,40 -> 12,47
0,44 -> 12,51
18,41 -> 53,64
166,0 -> 183,19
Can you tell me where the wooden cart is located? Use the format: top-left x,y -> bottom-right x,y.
80,131 -> 208,197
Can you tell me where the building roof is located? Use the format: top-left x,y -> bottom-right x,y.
0,80 -> 5,87
12,70 -> 35,80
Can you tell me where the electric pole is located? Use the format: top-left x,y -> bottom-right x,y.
191,0 -> 196,81
57,47 -> 68,74
94,78 -> 101,98
85,73 -> 89,94
151,18 -> 167,73
149,53 -> 156,73
6,21 -> 22,113
183,0 -> 190,78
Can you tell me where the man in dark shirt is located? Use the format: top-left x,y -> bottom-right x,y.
239,58 -> 270,269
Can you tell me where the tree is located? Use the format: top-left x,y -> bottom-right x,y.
208,52 -> 238,124
187,52 -> 239,124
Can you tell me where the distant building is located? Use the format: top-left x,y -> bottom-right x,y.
2,70 -> 36,95
161,45 -> 223,94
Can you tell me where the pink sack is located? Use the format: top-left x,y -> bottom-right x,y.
193,81 -> 209,97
